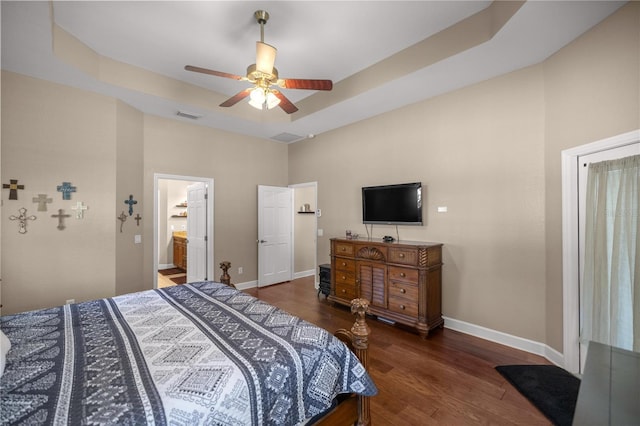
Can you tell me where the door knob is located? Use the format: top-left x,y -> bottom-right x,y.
258,239 -> 267,243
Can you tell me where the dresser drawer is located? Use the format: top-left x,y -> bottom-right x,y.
334,258 -> 355,273
388,247 -> 418,266
388,279 -> 418,300
388,295 -> 418,317
335,281 -> 357,300
388,266 -> 418,283
334,270 -> 355,286
334,242 -> 355,256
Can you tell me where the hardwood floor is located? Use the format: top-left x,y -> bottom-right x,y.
244,276 -> 552,425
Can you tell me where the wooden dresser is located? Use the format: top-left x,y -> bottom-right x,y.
330,238 -> 443,338
173,232 -> 187,270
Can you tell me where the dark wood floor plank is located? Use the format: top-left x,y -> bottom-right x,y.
244,277 -> 552,425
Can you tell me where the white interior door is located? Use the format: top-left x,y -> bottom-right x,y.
187,182 -> 208,283
577,142 -> 639,372
258,185 -> 293,287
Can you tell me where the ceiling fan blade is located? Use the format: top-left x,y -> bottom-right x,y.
278,78 -> 333,91
185,65 -> 245,81
256,42 -> 277,74
271,90 -> 298,114
220,88 -> 252,107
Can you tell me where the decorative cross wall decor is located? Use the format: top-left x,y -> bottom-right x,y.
134,213 -> 142,226
9,207 -> 36,234
117,211 -> 127,233
52,209 -> 71,230
57,182 -> 77,200
71,201 -> 88,219
3,179 -> 25,200
33,194 -> 53,211
124,194 -> 138,216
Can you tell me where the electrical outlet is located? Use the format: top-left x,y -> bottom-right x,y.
238,266 -> 243,275
65,299 -> 75,305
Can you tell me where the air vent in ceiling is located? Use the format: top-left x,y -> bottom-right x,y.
271,132 -> 305,143
176,110 -> 203,120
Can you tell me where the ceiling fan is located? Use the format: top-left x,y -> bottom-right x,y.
185,10 -> 333,114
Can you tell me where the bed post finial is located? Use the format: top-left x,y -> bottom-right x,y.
350,298 -> 371,426
219,261 -> 234,287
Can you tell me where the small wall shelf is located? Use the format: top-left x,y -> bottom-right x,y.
298,211 -> 316,214
171,215 -> 187,218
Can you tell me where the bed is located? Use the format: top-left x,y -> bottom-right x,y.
0,280 -> 376,425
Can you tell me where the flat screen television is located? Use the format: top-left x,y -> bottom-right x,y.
362,182 -> 423,225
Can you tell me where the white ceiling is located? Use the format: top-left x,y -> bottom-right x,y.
1,1 -> 626,143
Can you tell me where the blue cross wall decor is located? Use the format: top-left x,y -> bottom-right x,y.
124,194 -> 138,216
57,182 -> 77,200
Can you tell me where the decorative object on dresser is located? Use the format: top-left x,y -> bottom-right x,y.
318,263 -> 331,298
330,237 -> 443,338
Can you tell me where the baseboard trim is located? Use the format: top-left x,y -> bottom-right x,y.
234,280 -> 258,290
294,269 -> 315,280
443,316 -> 565,367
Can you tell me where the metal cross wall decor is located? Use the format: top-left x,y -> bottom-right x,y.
71,201 -> 88,219
134,213 -> 142,226
124,194 -> 138,216
9,207 -> 36,234
33,194 -> 53,211
117,211 -> 127,233
3,179 -> 25,200
52,209 -> 71,230
57,182 -> 77,200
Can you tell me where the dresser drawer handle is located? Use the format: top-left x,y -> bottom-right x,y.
400,272 -> 406,278
399,304 -> 405,310
399,253 -> 405,258
341,275 -> 346,280
400,288 -> 406,294
341,289 -> 346,293
341,262 -> 346,266
341,247 -> 346,251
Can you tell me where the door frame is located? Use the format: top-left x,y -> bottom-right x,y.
153,173 -> 214,289
561,129 -> 640,374
289,182 -> 318,283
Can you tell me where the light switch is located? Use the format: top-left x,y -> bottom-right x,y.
317,228 -> 324,236
437,206 -> 448,213
134,234 -> 142,244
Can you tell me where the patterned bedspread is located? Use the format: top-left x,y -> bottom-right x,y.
0,281 -> 377,425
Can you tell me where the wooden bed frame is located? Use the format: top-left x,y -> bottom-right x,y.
317,298 -> 372,426
219,263 -> 372,426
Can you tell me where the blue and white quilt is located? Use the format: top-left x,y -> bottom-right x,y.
0,281 -> 377,425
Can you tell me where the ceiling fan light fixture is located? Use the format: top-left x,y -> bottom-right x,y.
256,42 -> 277,74
265,91 -> 281,109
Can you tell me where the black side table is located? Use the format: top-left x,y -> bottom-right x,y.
318,264 -> 331,298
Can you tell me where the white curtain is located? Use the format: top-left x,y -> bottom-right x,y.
581,154 -> 639,352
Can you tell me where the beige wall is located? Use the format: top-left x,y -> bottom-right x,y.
115,100 -> 145,296
289,64 -> 547,342
289,2 -> 640,352
141,115 -> 288,287
543,3 -> 640,350
1,72 -> 118,313
1,74 -> 288,314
